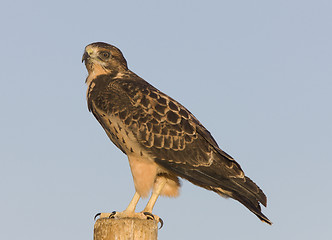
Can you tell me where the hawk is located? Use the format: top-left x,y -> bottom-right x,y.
82,42 -> 271,225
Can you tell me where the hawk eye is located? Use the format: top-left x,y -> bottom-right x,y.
99,51 -> 110,60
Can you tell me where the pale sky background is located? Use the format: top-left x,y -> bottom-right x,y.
1,1 -> 331,239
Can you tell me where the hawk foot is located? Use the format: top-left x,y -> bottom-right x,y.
142,212 -> 164,229
94,211 -> 163,228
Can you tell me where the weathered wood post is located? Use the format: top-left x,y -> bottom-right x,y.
94,218 -> 158,240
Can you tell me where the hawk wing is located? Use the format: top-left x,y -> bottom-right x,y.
88,73 -> 270,223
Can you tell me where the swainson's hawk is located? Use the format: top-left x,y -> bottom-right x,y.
82,42 -> 271,225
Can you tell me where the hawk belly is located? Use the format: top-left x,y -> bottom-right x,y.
95,107 -> 180,198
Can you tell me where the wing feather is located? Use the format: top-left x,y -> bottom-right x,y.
111,76 -> 245,179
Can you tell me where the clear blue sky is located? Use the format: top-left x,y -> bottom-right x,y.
1,1 -> 331,239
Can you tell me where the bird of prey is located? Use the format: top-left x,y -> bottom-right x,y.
82,42 -> 271,225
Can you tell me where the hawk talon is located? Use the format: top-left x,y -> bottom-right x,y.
94,213 -> 101,221
143,212 -> 164,229
109,211 -> 117,219
158,217 -> 164,229
143,212 -> 155,220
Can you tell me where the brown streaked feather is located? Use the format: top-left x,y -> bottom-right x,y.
88,73 -> 246,180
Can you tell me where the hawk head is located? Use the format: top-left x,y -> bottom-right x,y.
82,42 -> 128,76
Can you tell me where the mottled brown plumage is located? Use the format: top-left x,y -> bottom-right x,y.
83,42 -> 271,224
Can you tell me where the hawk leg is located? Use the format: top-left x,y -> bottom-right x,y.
138,177 -> 167,227
143,177 -> 167,213
96,189 -> 163,226
97,191 -> 142,219
95,178 -> 166,229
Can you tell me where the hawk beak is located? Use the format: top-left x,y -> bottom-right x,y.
82,51 -> 89,63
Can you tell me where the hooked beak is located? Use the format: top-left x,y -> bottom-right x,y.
82,51 -> 89,63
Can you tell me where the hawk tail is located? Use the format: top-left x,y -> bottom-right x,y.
215,176 -> 272,225
231,191 -> 272,225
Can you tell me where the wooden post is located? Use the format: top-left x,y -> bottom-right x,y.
94,218 -> 158,240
